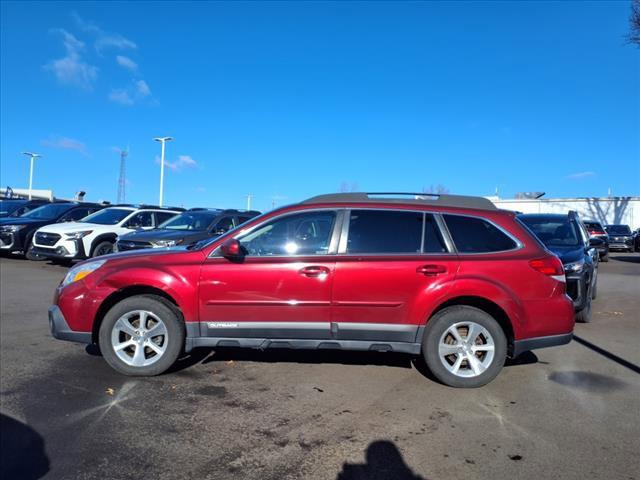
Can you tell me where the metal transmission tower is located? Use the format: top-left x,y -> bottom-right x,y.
117,147 -> 129,203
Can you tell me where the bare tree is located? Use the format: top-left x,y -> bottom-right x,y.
629,0 -> 640,46
339,182 -> 359,193
422,184 -> 450,194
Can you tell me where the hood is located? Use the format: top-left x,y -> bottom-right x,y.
0,217 -> 52,227
545,245 -> 584,265
118,228 -> 212,244
36,221 -> 99,234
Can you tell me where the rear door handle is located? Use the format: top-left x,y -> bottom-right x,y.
416,264 -> 447,276
299,266 -> 330,277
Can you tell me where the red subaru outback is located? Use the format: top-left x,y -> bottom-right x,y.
49,193 -> 574,387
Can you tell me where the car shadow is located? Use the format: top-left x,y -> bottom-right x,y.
336,440 -> 427,480
609,255 -> 639,264
0,414 -> 49,480
172,347 -> 539,383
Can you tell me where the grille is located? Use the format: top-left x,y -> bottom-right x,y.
117,240 -> 152,251
35,232 -> 61,246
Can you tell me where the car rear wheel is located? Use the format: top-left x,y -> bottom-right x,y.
422,306 -> 507,388
99,295 -> 184,376
92,240 -> 114,257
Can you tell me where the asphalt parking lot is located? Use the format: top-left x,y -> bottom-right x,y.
1,254 -> 639,480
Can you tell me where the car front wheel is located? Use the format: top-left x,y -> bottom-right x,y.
99,295 -> 184,376
422,306 -> 507,388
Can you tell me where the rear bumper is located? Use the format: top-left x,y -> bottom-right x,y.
48,306 -> 92,344
512,333 -> 573,357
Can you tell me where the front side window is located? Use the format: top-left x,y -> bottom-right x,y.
213,217 -> 235,234
237,211 -> 336,256
155,211 -> 179,226
445,215 -> 518,253
347,210 -> 423,254
126,212 -> 154,228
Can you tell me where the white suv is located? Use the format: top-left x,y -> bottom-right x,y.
32,206 -> 181,261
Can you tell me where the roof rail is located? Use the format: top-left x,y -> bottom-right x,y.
301,192 -> 497,210
221,209 -> 261,214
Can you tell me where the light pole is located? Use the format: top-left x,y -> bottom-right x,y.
154,137 -> 173,206
22,152 -> 41,200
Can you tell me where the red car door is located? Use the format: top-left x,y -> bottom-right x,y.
198,209 -> 340,340
331,209 -> 459,343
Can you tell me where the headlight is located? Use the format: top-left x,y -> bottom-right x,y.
564,259 -> 585,273
152,239 -> 182,248
61,260 -> 106,288
65,230 -> 93,239
0,225 -> 26,232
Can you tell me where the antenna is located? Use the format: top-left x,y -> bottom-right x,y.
117,146 -> 129,203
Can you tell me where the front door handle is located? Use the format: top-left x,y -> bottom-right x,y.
299,266 -> 330,277
417,264 -> 447,276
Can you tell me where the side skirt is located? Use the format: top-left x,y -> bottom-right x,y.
186,336 -> 421,355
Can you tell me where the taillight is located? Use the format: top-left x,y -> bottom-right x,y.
529,256 -> 565,282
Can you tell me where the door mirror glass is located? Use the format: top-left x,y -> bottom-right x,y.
220,238 -> 244,260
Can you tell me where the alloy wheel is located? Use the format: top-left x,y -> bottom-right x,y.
438,321 -> 495,378
111,310 -> 168,367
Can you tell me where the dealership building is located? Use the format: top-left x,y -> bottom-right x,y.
487,196 -> 640,230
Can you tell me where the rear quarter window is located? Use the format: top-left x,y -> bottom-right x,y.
444,214 -> 518,253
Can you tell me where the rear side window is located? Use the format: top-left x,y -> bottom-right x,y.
155,211 -> 178,225
347,210 -> 423,254
444,215 -> 517,253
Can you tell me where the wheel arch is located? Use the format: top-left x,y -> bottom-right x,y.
89,233 -> 118,256
92,286 -> 185,344
428,296 -> 515,353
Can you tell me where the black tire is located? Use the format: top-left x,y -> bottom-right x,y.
600,252 -> 609,262
591,275 -> 598,300
92,240 -> 114,257
575,294 -> 592,323
99,295 -> 184,376
25,243 -> 43,261
422,306 -> 507,388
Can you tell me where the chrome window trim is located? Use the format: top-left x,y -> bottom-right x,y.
442,213 -> 524,255
209,207 -> 342,259
337,207 -> 453,256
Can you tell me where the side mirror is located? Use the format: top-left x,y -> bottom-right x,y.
589,237 -> 604,247
220,238 -> 244,260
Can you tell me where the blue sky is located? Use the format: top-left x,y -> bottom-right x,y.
1,1 -> 638,211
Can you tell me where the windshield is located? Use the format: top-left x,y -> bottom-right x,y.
160,211 -> 219,231
519,216 -> 582,247
81,208 -> 132,225
606,225 -> 631,234
22,203 -> 72,220
0,200 -> 26,216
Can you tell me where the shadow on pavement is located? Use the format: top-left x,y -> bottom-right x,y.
0,414 -> 49,480
573,335 -> 640,374
609,255 -> 639,264
200,347 -> 415,369
336,440 -> 427,480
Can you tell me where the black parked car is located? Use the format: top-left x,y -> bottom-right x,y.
519,212 -> 600,323
0,199 -> 49,218
0,202 -> 105,259
634,228 -> 640,252
583,220 -> 609,262
604,224 -> 634,253
115,208 -> 261,252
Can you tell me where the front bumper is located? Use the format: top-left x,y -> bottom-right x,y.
512,333 -> 573,357
32,238 -> 88,260
0,232 -> 25,253
48,306 -> 92,344
566,275 -> 588,312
